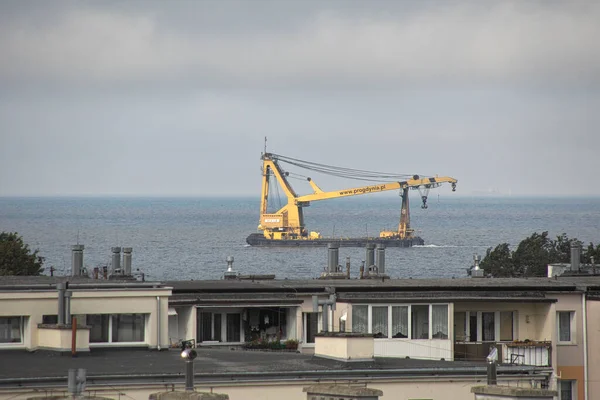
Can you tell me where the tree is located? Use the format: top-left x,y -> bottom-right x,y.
0,232 -> 44,276
480,231 -> 598,278
480,243 -> 516,277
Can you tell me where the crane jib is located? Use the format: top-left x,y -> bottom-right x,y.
339,185 -> 387,196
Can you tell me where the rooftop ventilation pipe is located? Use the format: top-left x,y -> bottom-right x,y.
111,247 -> 121,274
57,283 -> 66,325
224,256 -> 237,279
376,244 -> 386,274
366,243 -> 375,269
71,245 -> 84,277
570,243 -> 581,271
327,243 -> 339,273
345,257 -> 350,279
64,290 -> 72,324
122,247 -> 132,275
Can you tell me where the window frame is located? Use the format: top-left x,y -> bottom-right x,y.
456,311 -> 517,343
88,313 -> 147,346
302,311 -> 321,346
351,304 -> 450,340
557,311 -> 576,345
559,379 -> 576,400
0,316 -> 25,346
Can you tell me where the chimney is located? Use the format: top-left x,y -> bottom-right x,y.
224,256 -> 237,279
57,283 -> 66,325
360,261 -> 365,279
92,267 -> 99,280
327,243 -> 339,273
102,266 -> 108,279
376,244 -> 386,274
71,245 -> 84,277
570,243 -> 581,271
366,243 -> 375,269
122,247 -> 132,275
111,247 -> 121,274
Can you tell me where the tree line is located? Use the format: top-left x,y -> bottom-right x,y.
479,232 -> 600,277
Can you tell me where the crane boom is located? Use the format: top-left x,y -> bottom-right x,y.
257,152 -> 457,241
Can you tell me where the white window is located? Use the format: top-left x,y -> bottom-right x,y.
197,311 -> 243,343
0,316 -> 23,344
352,304 -> 448,340
559,380 -> 576,400
88,314 -> 145,344
558,311 -> 575,344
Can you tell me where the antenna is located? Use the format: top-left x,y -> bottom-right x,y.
264,136 -> 267,154
77,229 -> 80,245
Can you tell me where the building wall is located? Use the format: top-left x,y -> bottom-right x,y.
549,293 -> 584,368
586,299 -> 600,400
0,288 -> 172,350
0,377 -> 544,400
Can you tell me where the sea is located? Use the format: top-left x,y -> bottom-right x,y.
0,196 -> 599,281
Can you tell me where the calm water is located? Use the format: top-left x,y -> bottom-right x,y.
0,196 -> 599,281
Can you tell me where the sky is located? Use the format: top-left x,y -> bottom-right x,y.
0,0 -> 599,197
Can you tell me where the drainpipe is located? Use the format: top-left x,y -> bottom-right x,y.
156,296 -> 161,351
582,293 -> 588,400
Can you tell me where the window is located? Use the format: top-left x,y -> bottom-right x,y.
198,312 -> 213,342
88,314 -> 145,343
372,307 -> 388,338
392,306 -> 408,338
226,313 -> 241,342
0,317 -> 23,343
304,312 -> 319,344
89,315 -> 110,343
112,314 -> 144,342
558,311 -> 574,343
411,305 -> 429,339
42,315 -> 58,325
432,305 -> 448,339
213,314 -> 222,342
559,380 -> 576,400
482,312 -> 495,341
352,305 -> 368,334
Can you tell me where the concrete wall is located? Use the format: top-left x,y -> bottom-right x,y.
37,326 -> 90,352
315,335 -> 374,361
0,377 -> 545,400
549,293 -> 584,368
0,288 -> 172,351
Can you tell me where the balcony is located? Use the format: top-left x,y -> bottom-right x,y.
454,341 -> 551,366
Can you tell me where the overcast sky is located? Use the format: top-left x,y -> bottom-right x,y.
0,0 -> 599,197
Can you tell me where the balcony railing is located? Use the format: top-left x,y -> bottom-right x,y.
454,341 -> 551,367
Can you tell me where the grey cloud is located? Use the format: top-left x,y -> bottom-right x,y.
1,1 -> 599,88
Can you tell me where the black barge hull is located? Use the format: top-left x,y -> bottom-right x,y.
245,233 -> 424,247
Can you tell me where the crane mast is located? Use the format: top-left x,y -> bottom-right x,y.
257,152 -> 457,242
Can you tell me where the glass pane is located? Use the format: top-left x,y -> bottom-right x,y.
0,317 -> 22,343
482,312 -> 495,341
42,315 -> 58,325
372,306 -> 388,338
559,312 -> 571,342
454,312 -> 466,341
559,381 -> 573,400
392,306 -> 408,338
352,305 -> 368,334
305,312 -> 318,343
226,313 -> 241,342
197,311 -> 212,342
411,305 -> 429,339
432,305 -> 448,339
213,314 -> 222,342
469,314 -> 478,342
111,314 -> 145,342
500,311 -> 514,341
88,314 -> 110,343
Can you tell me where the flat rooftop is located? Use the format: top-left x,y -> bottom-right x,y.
0,348 -> 549,387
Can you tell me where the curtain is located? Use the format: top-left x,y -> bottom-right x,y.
411,305 -> 429,339
431,305 -> 448,339
352,305 -> 368,333
500,311 -> 514,341
112,314 -> 144,342
372,306 -> 388,338
482,312 -> 495,341
392,306 -> 408,338
559,312 -> 571,342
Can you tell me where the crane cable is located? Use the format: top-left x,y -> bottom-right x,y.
270,153 -> 429,182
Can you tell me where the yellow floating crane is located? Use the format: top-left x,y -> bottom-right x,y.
246,151 -> 457,247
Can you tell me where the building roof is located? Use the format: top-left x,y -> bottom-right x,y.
0,276 -> 168,290
0,348 -> 551,388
